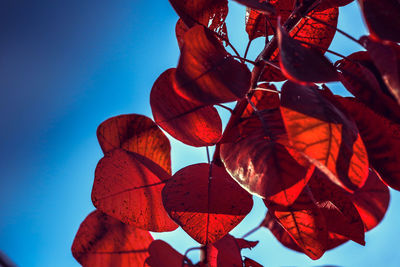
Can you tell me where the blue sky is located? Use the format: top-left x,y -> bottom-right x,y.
0,1 -> 399,266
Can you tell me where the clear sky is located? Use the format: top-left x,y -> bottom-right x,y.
0,1 -> 399,266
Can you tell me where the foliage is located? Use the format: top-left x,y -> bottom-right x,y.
71,0 -> 400,266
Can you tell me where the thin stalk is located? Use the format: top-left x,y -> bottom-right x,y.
216,104 -> 233,113
244,39 -> 253,59
232,55 -> 257,65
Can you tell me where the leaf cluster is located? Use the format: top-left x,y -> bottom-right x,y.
72,0 -> 400,266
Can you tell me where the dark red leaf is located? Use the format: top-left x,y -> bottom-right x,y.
351,169 -> 390,231
97,114 -> 172,174
150,68 -> 222,147
145,240 -> 191,267
280,81 -> 369,192
176,25 -> 251,105
257,4 -> 338,82
162,163 -> 253,244
335,52 -> 400,122
169,0 -> 228,34
361,37 -> 400,106
71,210 -> 153,267
308,170 -> 365,245
92,149 -> 178,232
207,235 -> 258,267
358,0 -> 400,43
221,99 -> 314,206
335,97 -> 400,190
277,22 -> 338,84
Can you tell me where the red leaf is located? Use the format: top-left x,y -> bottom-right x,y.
270,202 -> 328,260
335,51 -> 400,122
335,97 -> 400,190
176,25 -> 251,105
97,114 -> 172,174
277,22 -> 338,84
280,81 -> 369,192
71,210 -> 153,267
207,235 -> 258,267
361,37 -> 400,106
358,0 -> 400,43
221,99 -> 314,206
145,240 -> 191,267
150,68 -> 222,147
169,0 -> 228,34
351,169 -> 390,231
162,163 -> 253,244
92,149 -> 178,232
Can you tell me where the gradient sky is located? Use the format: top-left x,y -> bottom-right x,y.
0,1 -> 399,266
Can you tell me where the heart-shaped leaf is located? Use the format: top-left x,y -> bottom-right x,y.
280,81 -> 369,192
71,210 -> 153,267
97,114 -> 172,174
358,0 -> 400,43
92,149 -> 178,232
162,163 -> 253,244
277,22 -> 338,84
151,68 -> 222,147
176,25 -> 251,105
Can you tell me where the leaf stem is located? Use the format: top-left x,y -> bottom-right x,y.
182,247 -> 199,267
232,55 -> 257,65
244,39 -> 253,59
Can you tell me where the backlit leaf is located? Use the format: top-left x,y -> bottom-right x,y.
92,149 -> 178,232
351,169 -> 390,231
71,210 -> 153,267
221,97 -> 314,206
150,68 -> 222,147
280,81 -> 369,192
97,114 -> 172,174
162,163 -> 253,244
358,0 -> 400,43
176,25 -> 251,105
277,22 -> 338,84
270,202 -> 328,260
